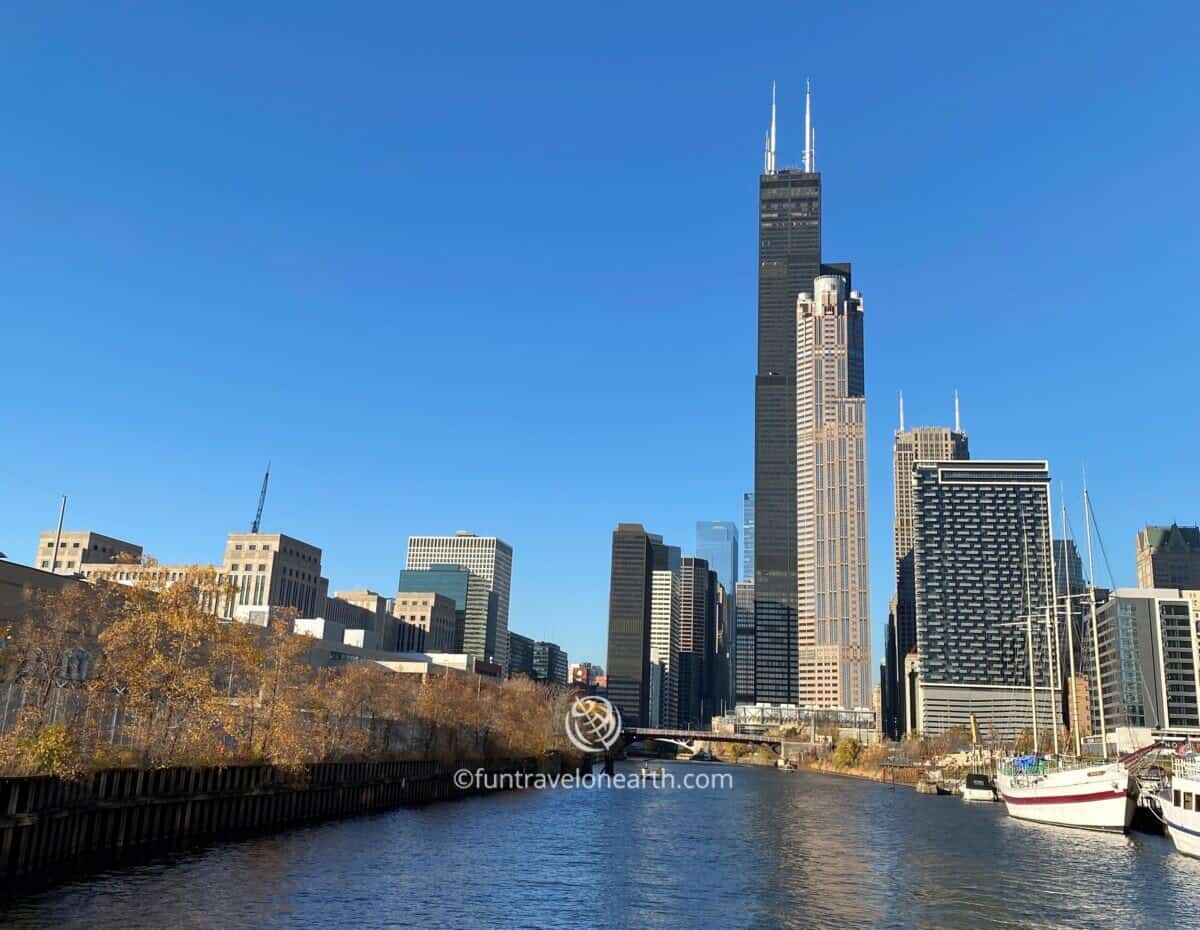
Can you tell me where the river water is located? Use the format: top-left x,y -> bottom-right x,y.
3,762 -> 1197,929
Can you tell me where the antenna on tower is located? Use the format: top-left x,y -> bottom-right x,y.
899,390 -> 905,432
251,463 -> 270,534
803,78 -> 814,172
764,81 -> 777,175
954,390 -> 961,432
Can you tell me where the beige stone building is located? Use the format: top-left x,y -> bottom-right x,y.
327,589 -> 397,651
34,531 -> 142,575
1136,524 -> 1200,590
392,592 -> 456,652
795,274 -> 870,709
73,530 -> 327,626
221,532 -> 328,624
1,559 -> 79,622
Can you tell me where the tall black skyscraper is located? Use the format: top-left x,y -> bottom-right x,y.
606,524 -> 655,726
754,82 -> 849,704
606,524 -> 677,727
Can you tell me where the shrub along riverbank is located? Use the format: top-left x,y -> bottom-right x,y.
0,569 -> 582,778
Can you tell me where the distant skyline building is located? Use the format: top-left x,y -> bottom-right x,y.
405,532 -> 512,668
796,273 -> 870,709
397,563 -> 498,662
885,413 -> 969,737
649,543 -> 682,727
911,460 -> 1058,740
1136,524 -> 1200,590
508,630 -> 535,678
605,523 -> 659,727
1053,538 -> 1088,595
532,640 -> 569,686
742,493 -> 755,581
569,662 -> 603,688
735,580 -> 755,705
1084,589 -> 1200,732
679,555 -> 717,725
695,521 -> 738,596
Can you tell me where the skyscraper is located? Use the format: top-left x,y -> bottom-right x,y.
886,410 -> 969,736
754,82 -> 859,706
696,522 -> 738,596
397,563 -> 497,659
911,460 -> 1059,740
679,556 -> 717,726
406,532 -> 512,668
742,492 -> 755,580
734,580 -> 756,705
649,543 -> 681,727
795,273 -> 871,709
605,524 -> 675,727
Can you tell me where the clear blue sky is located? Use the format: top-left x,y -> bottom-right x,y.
3,3 -> 1198,673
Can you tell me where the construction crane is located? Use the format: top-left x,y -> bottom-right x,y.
251,463 -> 270,534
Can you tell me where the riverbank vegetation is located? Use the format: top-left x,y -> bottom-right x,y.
0,570 -> 579,778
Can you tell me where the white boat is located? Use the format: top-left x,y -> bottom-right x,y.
995,488 -> 1134,833
961,772 -> 997,802
1159,754 -> 1200,857
995,757 -> 1134,832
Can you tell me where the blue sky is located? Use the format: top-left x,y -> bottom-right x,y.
2,3 -> 1198,672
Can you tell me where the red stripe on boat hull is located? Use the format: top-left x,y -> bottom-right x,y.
1000,789 -> 1127,805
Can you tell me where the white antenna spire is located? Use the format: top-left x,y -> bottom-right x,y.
954,389 -> 961,432
899,390 -> 905,432
803,78 -> 814,172
764,81 -> 777,175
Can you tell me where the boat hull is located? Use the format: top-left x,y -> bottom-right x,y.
996,765 -> 1134,832
1161,774 -> 1200,858
961,786 -> 997,802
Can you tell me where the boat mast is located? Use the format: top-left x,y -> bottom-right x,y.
1061,491 -> 1081,757
1083,481 -> 1108,761
1044,490 -> 1060,756
1021,510 -> 1039,754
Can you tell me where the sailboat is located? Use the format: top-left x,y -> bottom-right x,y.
994,488 -> 1135,833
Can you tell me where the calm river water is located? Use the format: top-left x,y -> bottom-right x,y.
2,762 -> 1197,929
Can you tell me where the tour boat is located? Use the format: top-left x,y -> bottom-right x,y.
995,757 -> 1134,832
1159,754 -> 1200,858
960,772 -> 997,802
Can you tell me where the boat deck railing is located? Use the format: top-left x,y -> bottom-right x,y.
1173,756 -> 1200,780
1000,757 -> 1122,778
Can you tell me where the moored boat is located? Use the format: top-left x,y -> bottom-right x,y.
995,756 -> 1134,832
1159,754 -> 1200,858
961,772 -> 997,802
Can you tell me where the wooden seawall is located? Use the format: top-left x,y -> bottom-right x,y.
0,758 -> 539,893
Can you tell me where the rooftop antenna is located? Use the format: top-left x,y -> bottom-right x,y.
764,81 -> 777,175
954,389 -> 961,432
803,78 -> 814,172
251,463 -> 270,534
898,390 -> 905,432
